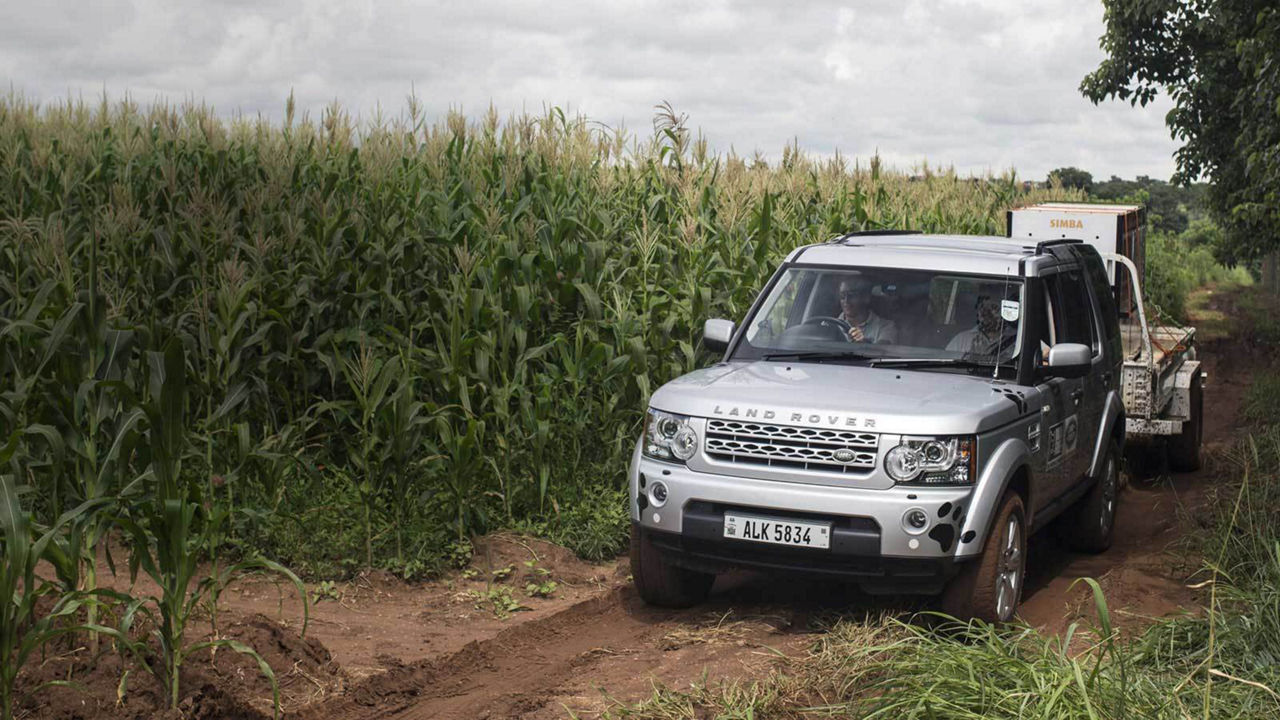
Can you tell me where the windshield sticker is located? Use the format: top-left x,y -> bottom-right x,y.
1000,300 -> 1020,322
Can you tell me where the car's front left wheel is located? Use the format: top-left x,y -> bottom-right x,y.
940,491 -> 1026,623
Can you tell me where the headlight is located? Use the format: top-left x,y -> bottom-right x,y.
885,436 -> 975,485
644,409 -> 699,462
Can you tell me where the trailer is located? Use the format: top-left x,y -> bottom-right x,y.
1009,203 -> 1204,470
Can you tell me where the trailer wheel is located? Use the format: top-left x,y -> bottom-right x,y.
1168,369 -> 1203,472
630,526 -> 714,608
940,492 -> 1026,624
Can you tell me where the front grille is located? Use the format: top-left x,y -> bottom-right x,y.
704,419 -> 878,474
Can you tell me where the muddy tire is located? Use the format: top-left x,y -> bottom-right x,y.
940,492 -> 1026,623
629,526 -> 714,608
1168,369 -> 1203,472
1058,439 -> 1120,553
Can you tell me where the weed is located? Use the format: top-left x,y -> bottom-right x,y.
525,580 -> 558,599
468,586 -> 527,619
522,560 -> 557,598
314,581 -> 341,604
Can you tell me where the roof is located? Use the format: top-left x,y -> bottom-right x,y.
1015,202 -> 1143,214
786,233 -> 1070,276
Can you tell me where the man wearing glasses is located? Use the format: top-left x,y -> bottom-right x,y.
837,276 -> 898,344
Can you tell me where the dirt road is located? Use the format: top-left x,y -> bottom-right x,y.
24,288 -> 1260,720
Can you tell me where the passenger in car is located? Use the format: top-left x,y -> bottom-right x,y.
838,276 -> 898,344
946,293 -> 1009,355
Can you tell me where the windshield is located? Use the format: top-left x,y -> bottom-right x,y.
732,265 -> 1025,374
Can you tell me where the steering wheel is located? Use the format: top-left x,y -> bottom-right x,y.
800,315 -> 854,342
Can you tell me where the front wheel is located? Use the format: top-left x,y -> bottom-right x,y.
940,492 -> 1026,623
630,526 -> 714,608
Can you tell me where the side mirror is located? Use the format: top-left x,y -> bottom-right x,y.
1047,343 -> 1091,379
703,319 -> 735,354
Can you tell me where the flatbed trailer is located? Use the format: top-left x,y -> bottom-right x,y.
1110,253 -> 1203,469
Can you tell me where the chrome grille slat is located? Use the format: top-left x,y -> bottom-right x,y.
704,419 -> 879,474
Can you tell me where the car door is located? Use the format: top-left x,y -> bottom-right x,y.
1041,270 -> 1091,500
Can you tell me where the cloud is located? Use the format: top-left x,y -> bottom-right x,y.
0,0 -> 1178,179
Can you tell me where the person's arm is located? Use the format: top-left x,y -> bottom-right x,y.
945,329 -> 972,352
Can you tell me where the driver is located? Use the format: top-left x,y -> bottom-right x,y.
838,276 -> 898,344
946,292 -> 1008,354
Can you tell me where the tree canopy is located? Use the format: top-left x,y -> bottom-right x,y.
1047,167 -> 1094,192
1081,0 -> 1280,261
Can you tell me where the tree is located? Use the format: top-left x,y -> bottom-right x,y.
1081,0 -> 1280,261
1048,167 -> 1094,192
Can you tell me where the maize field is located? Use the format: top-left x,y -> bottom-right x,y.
0,94 -> 1092,714
0,96 -> 1087,573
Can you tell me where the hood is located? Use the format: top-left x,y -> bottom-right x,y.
649,361 -> 1035,436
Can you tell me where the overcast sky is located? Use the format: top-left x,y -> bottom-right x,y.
2,0 -> 1179,180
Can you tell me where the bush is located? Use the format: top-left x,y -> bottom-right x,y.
1145,230 -> 1252,323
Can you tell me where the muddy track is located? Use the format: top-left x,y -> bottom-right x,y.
293,586 -> 809,720
298,288 -> 1260,720
296,589 -> 641,719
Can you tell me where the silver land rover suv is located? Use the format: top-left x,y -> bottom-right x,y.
629,233 -> 1125,622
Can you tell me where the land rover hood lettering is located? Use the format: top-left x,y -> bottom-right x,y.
710,404 -> 877,429
652,362 -> 1032,435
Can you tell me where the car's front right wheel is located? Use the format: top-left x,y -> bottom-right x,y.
629,526 -> 715,608
940,491 -> 1026,623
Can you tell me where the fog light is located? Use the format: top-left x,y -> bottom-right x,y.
649,481 -> 668,508
902,508 -> 929,535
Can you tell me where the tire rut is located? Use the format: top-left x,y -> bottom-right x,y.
295,587 -> 662,719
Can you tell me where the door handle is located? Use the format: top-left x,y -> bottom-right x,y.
1070,389 -> 1084,406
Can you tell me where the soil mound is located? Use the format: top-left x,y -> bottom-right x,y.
17,613 -> 343,719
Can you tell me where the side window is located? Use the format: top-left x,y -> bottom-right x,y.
1044,271 -> 1098,354
1082,253 -> 1122,359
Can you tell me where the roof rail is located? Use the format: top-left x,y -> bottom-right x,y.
1034,238 -> 1083,255
829,229 -> 923,244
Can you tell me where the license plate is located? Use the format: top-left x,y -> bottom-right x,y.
722,512 -> 831,549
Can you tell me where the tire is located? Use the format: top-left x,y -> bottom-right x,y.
940,492 -> 1027,623
1058,439 -> 1120,553
629,526 -> 714,608
1168,369 -> 1203,472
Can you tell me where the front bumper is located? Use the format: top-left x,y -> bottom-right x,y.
636,522 -> 960,594
631,452 -> 980,579
634,453 -> 972,556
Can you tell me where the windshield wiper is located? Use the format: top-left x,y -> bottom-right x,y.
760,350 -> 879,363
868,357 -> 996,369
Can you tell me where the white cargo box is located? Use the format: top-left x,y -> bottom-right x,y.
1007,203 -> 1145,314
